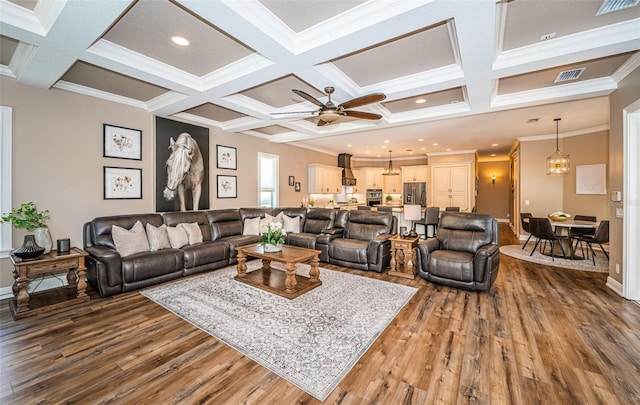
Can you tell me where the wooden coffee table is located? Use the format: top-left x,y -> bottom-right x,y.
234,244 -> 322,299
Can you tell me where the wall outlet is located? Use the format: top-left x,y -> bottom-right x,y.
616,208 -> 624,218
616,263 -> 620,274
525,200 -> 530,206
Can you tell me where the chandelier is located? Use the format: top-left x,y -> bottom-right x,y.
382,150 -> 400,176
547,118 -> 570,175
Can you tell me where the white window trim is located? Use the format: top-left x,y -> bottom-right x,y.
258,152 -> 279,208
0,106 -> 13,258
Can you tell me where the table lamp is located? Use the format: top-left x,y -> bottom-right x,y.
403,204 -> 422,238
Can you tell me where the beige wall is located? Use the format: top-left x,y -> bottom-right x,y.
0,76 -> 333,289
608,67 -> 640,284
477,160 -> 510,219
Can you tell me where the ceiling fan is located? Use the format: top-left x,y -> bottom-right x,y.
273,86 -> 386,126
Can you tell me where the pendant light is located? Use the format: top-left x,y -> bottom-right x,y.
382,150 -> 400,176
546,118 -> 570,175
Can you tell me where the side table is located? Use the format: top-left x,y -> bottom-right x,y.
388,234 -> 421,279
10,247 -> 89,320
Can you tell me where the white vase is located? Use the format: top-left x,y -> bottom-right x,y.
263,243 -> 283,253
34,227 -> 53,254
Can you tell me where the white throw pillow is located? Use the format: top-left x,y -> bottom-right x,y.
283,215 -> 301,233
112,221 -> 150,257
146,223 -> 171,251
167,225 -> 189,248
243,217 -> 260,235
179,222 -> 203,245
259,216 -> 273,229
265,212 -> 284,224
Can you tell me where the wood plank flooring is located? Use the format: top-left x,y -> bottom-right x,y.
1,223 -> 639,404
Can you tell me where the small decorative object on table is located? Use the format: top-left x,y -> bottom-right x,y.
261,221 -> 287,252
548,211 -> 571,222
1,201 -> 51,258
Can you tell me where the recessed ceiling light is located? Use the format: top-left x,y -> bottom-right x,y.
382,145 -> 387,149
432,143 -> 439,146
421,147 -> 426,151
384,140 -> 390,143
491,154 -> 497,157
171,36 -> 190,46
347,144 -> 352,147
365,150 -> 371,154
376,154 -> 381,157
418,138 -> 424,142
415,98 -> 426,104
446,148 -> 451,152
492,143 -> 499,147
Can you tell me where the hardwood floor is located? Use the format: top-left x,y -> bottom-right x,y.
1,223 -> 639,404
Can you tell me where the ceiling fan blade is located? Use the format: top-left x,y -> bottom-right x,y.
292,89 -> 324,107
338,93 -> 386,109
343,110 -> 383,120
270,111 -> 316,115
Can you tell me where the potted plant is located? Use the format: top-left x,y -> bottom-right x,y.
1,202 -> 52,257
260,221 -> 287,252
386,194 -> 393,204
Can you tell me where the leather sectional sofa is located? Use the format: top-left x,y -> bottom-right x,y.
83,207 -> 397,297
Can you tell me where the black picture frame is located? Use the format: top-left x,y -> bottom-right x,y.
289,176 -> 295,186
217,175 -> 237,198
103,166 -> 142,199
294,182 -> 301,192
103,124 -> 142,160
216,145 -> 237,170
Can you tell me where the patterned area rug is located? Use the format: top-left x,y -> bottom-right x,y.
501,242 -> 609,273
141,261 -> 417,401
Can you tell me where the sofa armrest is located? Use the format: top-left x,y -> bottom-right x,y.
473,244 -> 500,284
316,228 -> 344,245
321,228 -> 343,236
84,245 -> 123,289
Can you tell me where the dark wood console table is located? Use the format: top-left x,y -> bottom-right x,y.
10,247 -> 89,320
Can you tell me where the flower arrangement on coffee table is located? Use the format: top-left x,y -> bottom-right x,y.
261,221 -> 287,252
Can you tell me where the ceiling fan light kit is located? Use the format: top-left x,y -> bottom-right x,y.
278,86 -> 386,126
547,118 -> 570,175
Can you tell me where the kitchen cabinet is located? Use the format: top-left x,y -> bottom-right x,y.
401,165 -> 428,183
384,173 -> 403,194
431,164 -> 471,210
351,168 -> 362,193
361,167 -> 384,189
308,163 -> 342,194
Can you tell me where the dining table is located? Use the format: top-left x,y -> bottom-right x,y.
524,218 -> 599,260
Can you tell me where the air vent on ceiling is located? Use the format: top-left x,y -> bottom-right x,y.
554,68 -> 586,83
596,0 -> 639,15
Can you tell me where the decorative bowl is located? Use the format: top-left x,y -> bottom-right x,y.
548,214 -> 570,222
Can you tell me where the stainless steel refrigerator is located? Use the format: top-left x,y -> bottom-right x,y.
403,182 -> 427,206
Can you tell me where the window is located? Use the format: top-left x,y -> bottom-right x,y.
259,153 -> 278,208
0,106 -> 12,258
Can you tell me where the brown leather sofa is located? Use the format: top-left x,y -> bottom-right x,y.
414,211 -> 500,291
83,207 -> 396,297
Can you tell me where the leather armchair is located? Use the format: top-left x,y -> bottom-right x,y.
415,212 -> 499,291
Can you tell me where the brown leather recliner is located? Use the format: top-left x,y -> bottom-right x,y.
415,212 -> 500,291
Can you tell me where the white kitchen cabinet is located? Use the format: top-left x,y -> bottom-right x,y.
308,163 -> 342,194
401,165 -> 428,183
431,164 -> 472,210
384,173 -> 403,194
351,168 -> 362,193
360,167 -> 384,189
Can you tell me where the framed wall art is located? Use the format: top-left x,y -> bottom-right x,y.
217,175 -> 237,198
295,182 -> 301,192
289,176 -> 295,186
103,124 -> 142,160
216,145 -> 237,170
576,163 -> 607,195
104,166 -> 142,199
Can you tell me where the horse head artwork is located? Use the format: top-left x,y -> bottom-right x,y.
163,132 -> 204,211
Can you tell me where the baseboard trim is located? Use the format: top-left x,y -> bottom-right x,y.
606,276 -> 623,296
0,285 -> 12,301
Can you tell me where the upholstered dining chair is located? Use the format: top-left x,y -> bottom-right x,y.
574,220 -> 609,265
445,206 -> 460,212
376,206 -> 393,212
571,214 -> 596,250
423,206 -> 440,238
529,217 -> 569,261
357,206 -> 371,210
520,212 -> 533,249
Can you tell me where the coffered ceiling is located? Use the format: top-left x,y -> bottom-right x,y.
1,0 -> 638,160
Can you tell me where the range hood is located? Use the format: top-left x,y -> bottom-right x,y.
338,153 -> 357,186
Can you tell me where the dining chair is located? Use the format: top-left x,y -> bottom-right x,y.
357,206 -> 371,210
574,220 -> 609,265
520,212 -> 533,249
420,206 -> 440,238
376,206 -> 393,212
571,214 -> 596,251
445,206 -> 460,212
529,217 -> 568,261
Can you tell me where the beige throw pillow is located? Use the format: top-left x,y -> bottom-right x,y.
179,222 -> 203,245
146,223 -> 171,251
243,217 -> 260,235
283,215 -> 301,233
167,225 -> 189,248
112,221 -> 150,257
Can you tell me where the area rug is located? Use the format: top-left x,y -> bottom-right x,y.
501,243 -> 609,273
141,261 -> 417,401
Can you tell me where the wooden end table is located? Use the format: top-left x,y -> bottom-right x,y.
234,244 -> 321,299
10,247 -> 89,320
388,234 -> 421,279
